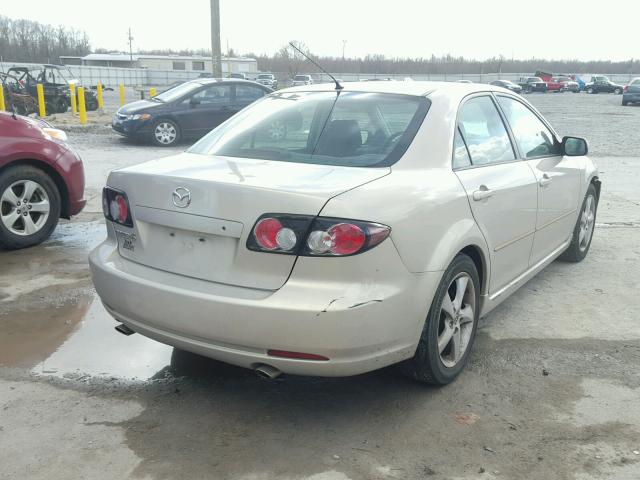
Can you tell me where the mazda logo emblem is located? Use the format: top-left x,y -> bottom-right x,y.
172,187 -> 191,208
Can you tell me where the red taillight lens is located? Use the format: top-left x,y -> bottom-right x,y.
327,223 -> 365,255
254,217 -> 283,250
267,350 -> 329,361
248,214 -> 390,256
102,187 -> 133,227
624,85 -> 629,92
253,217 -> 298,252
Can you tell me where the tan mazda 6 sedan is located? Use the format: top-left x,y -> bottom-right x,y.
90,81 -> 600,384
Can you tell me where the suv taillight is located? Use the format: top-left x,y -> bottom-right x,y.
247,214 -> 390,257
624,85 -> 629,92
102,187 -> 133,227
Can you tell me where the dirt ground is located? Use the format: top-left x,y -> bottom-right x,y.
1,91 -> 639,480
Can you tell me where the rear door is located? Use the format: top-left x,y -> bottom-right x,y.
454,95 -> 539,294
495,95 -> 581,265
233,83 -> 268,112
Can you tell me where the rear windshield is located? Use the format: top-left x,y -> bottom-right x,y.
631,79 -> 640,85
188,91 -> 430,167
258,74 -> 273,79
294,75 -> 309,81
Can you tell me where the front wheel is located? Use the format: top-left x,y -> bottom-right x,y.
559,184 -> 598,262
614,88 -> 622,95
0,165 -> 61,250
586,87 -> 594,94
151,119 -> 180,146
401,254 -> 480,385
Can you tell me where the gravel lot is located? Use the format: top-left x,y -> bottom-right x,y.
1,91 -> 639,480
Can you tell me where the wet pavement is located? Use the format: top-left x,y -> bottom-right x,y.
1,93 -> 640,480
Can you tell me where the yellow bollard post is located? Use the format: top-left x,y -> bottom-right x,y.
77,86 -> 87,125
97,82 -> 104,109
0,85 -> 5,111
149,87 -> 156,98
69,84 -> 77,114
119,83 -> 125,106
36,83 -> 46,117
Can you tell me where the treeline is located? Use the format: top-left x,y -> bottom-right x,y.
0,16 -> 90,64
254,44 -> 639,75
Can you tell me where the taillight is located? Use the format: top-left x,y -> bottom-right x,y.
102,187 -> 133,227
247,214 -> 390,256
624,85 -> 629,92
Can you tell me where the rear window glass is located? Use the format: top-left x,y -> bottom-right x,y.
189,91 -> 430,167
294,75 -> 309,81
631,79 -> 640,85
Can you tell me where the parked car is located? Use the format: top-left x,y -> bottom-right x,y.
228,73 -> 247,80
489,80 -> 522,93
517,77 -> 548,93
111,78 -> 272,146
7,64 -> 98,113
622,78 -> 640,106
584,76 -> 623,94
0,112 -> 85,249
456,79 -> 473,83
552,76 -> 580,93
90,82 -> 599,385
291,74 -> 313,86
256,73 -> 278,89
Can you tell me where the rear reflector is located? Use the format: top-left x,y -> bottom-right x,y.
267,350 -> 330,361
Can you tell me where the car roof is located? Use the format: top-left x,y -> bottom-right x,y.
281,80 -> 510,98
183,78 -> 266,86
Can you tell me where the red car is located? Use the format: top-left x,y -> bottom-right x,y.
0,112 -> 85,249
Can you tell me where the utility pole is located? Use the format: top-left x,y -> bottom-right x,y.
342,40 -> 347,60
210,0 -> 222,77
127,28 -> 134,62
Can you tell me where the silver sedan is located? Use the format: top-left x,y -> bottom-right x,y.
90,81 -> 599,384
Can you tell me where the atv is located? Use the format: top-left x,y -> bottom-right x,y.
6,64 -> 99,114
0,72 -> 38,115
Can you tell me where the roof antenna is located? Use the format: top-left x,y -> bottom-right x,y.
288,42 -> 343,91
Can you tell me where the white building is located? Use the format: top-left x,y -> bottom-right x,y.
60,53 -> 258,75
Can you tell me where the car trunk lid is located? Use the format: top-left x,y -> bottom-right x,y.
107,152 -> 389,290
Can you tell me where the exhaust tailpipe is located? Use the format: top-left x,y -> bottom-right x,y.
254,364 -> 282,380
115,323 -> 135,336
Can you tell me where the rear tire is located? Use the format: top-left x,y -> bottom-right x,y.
559,184 -> 598,263
401,254 -> 480,385
614,88 -> 622,95
0,165 -> 61,250
622,100 -> 629,106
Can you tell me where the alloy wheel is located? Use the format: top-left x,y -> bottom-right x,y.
438,272 -> 476,368
268,120 -> 287,140
154,122 -> 177,145
0,180 -> 51,236
578,194 -> 596,252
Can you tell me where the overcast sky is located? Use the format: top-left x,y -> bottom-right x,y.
2,0 -> 636,61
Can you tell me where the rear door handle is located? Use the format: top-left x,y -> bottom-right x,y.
472,186 -> 493,201
539,173 -> 552,187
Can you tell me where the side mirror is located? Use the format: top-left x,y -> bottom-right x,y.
562,136 -> 588,156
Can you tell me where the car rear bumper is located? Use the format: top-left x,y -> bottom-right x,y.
623,92 -> 640,102
89,225 -> 441,377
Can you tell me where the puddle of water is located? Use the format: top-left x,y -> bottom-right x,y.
30,295 -> 174,380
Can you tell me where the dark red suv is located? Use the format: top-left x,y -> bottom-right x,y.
0,112 -> 85,249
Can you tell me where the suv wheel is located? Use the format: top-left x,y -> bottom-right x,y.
0,165 -> 61,250
401,254 -> 480,385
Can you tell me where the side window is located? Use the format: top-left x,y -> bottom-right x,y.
235,85 -> 266,102
189,85 -> 232,105
453,127 -> 472,169
457,96 -> 515,166
497,96 -> 561,158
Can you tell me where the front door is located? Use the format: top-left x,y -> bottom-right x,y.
453,95 -> 539,294
495,95 -> 582,265
177,83 -> 234,136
